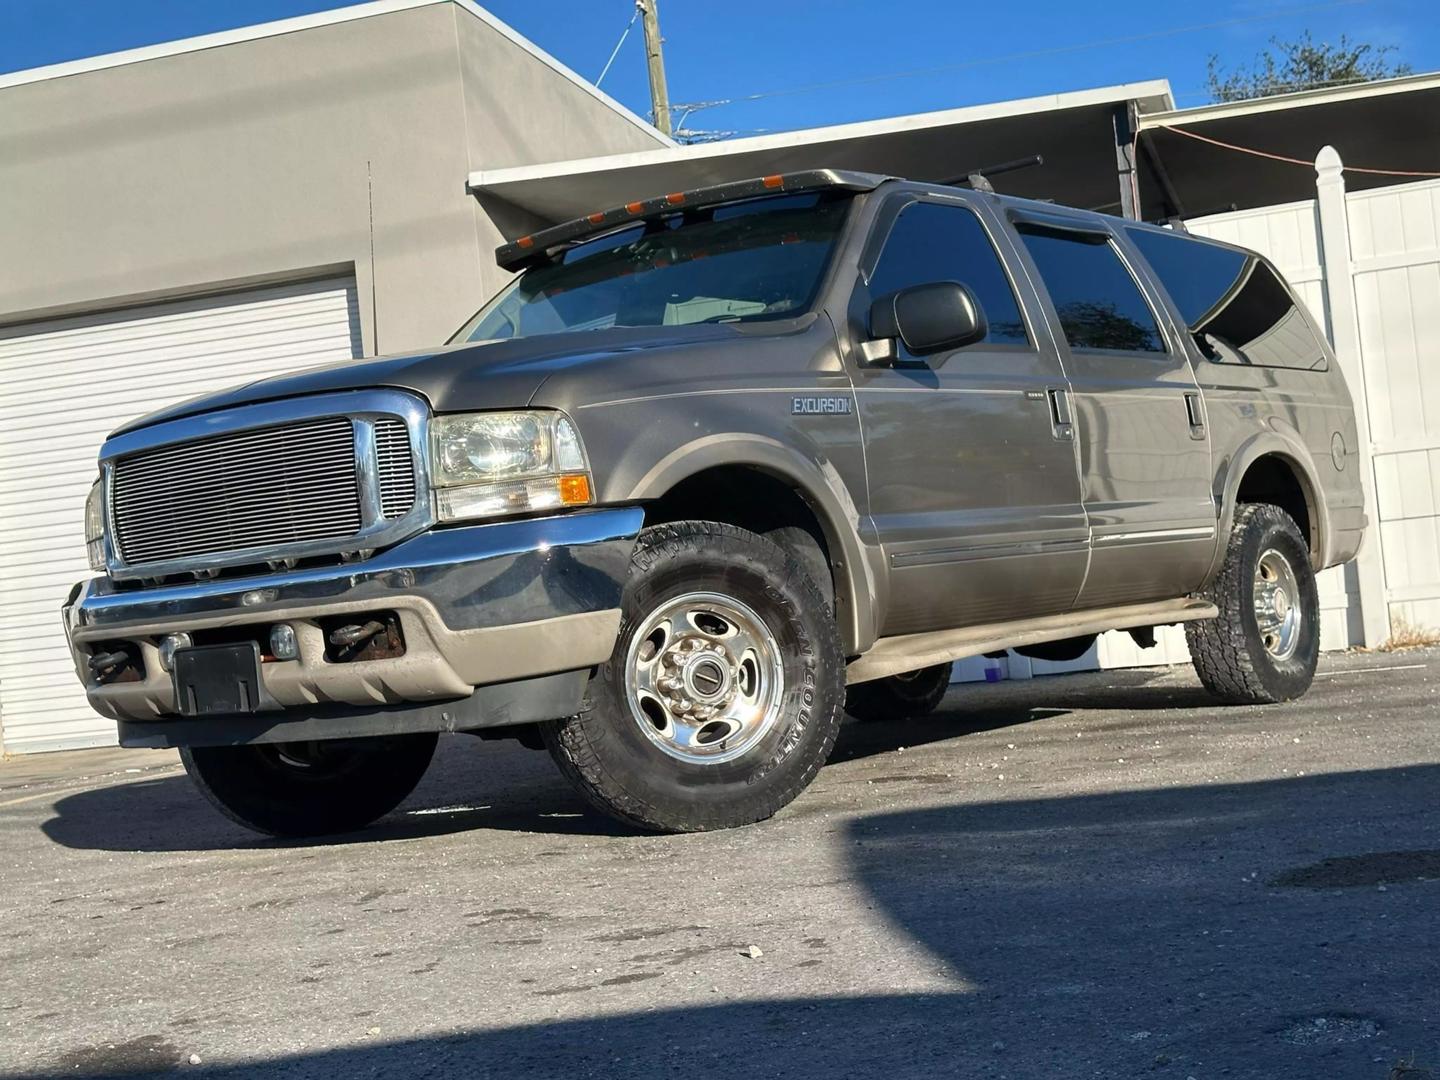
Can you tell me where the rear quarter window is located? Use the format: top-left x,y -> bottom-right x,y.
1126,227 -> 1328,372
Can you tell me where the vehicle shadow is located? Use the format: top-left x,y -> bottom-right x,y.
38,667 -> 1245,853
39,735 -> 626,853
28,764 -> 1440,1080
40,701 -> 1084,852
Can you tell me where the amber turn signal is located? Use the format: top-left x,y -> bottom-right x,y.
558,473 -> 592,505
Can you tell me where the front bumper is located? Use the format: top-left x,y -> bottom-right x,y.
63,508 -> 643,746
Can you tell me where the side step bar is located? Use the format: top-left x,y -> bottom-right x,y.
846,597 -> 1219,685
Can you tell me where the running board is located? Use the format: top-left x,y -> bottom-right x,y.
846,598 -> 1219,685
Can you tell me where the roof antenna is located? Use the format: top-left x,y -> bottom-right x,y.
940,154 -> 1044,192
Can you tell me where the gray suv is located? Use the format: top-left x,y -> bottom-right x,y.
64,170 -> 1366,836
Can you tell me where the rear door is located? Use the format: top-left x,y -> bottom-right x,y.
846,193 -> 1088,636
1007,211 -> 1217,609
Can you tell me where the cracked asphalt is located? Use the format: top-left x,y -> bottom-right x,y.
2,647 -> 1437,1079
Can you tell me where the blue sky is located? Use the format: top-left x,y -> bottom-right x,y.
1,0 -> 1433,135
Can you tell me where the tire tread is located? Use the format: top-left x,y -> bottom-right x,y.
1187,503 -> 1315,705
544,520 -> 845,833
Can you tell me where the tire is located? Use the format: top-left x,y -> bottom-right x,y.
1187,503 -> 1320,704
845,662 -> 953,722
180,732 -> 437,837
541,520 -> 845,833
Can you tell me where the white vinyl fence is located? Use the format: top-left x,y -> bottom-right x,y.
958,148 -> 1438,685
1190,150 -> 1440,647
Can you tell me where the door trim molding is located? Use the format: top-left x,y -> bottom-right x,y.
1091,525 -> 1215,546
890,536 -> 1088,569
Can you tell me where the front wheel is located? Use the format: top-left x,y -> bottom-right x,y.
1187,504 -> 1319,704
181,732 -> 437,837
542,520 -> 845,833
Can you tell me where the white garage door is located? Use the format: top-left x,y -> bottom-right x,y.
0,276 -> 362,754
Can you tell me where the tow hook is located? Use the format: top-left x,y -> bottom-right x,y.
328,621 -> 386,649
88,649 -> 130,682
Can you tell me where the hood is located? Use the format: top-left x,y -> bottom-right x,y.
110,323 -> 760,437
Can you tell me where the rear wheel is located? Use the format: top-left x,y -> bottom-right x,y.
181,732 -> 437,837
1187,504 -> 1319,704
542,520 -> 845,833
845,663 -> 953,722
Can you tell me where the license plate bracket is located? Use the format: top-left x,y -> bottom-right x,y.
172,642 -> 263,717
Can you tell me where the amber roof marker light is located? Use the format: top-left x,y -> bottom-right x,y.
493,169 -> 891,272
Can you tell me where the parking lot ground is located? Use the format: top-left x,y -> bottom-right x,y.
2,647 -> 1437,1080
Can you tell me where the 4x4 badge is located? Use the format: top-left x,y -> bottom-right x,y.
792,396 -> 852,416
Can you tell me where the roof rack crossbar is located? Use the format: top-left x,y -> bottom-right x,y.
938,154 -> 1045,193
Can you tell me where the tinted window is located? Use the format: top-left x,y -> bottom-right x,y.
1018,227 -> 1166,353
1127,227 -> 1327,370
869,202 -> 1029,347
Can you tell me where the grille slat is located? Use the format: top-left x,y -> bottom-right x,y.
113,470 -> 359,509
374,419 -> 417,521
113,425 -> 356,469
111,417 -> 365,566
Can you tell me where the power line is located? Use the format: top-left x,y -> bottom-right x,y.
670,0 -> 1374,114
595,6 -> 640,89
1156,124 -> 1440,177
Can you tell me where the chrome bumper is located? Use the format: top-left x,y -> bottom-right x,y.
63,508 -> 643,741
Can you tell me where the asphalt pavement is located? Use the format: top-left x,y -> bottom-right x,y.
2,648 -> 1437,1079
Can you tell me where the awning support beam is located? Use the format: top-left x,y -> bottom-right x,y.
1112,101 -> 1140,220
1138,131 -> 1187,224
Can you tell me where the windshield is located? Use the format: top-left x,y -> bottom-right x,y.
450,192 -> 852,343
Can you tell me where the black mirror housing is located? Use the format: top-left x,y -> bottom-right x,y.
869,281 -> 988,358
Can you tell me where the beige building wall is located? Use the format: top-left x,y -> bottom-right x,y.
0,0 -> 667,356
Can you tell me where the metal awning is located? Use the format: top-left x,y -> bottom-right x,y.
469,70 -> 1440,236
1139,72 -> 1440,217
469,81 -> 1174,225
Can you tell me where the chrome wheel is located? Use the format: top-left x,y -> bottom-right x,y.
624,590 -> 785,765
1253,548 -> 1302,660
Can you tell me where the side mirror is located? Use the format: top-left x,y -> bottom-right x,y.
868,281 -> 988,360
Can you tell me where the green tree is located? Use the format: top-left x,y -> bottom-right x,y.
1206,31 -> 1411,103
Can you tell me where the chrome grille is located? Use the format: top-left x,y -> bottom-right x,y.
111,418 -> 362,566
374,419 -> 416,520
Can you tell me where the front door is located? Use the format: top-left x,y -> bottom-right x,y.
848,194 -> 1089,637
1009,214 -> 1216,609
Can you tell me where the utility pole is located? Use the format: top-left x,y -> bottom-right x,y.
637,0 -> 672,137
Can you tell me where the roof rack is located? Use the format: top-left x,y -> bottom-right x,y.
936,154 -> 1045,193
494,169 -> 888,271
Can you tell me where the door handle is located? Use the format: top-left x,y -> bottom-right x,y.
1048,388 -> 1073,440
1183,392 -> 1207,440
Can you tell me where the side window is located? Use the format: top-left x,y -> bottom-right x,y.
1127,227 -> 1327,371
1017,227 -> 1166,353
868,202 -> 1029,347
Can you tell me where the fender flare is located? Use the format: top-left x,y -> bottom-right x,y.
1212,427 -> 1330,576
628,434 -> 881,655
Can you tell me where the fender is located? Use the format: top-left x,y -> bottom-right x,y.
627,433 -> 882,655
1208,426 -> 1330,584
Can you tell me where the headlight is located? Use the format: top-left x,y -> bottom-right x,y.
429,411 -> 592,522
84,478 -> 107,571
